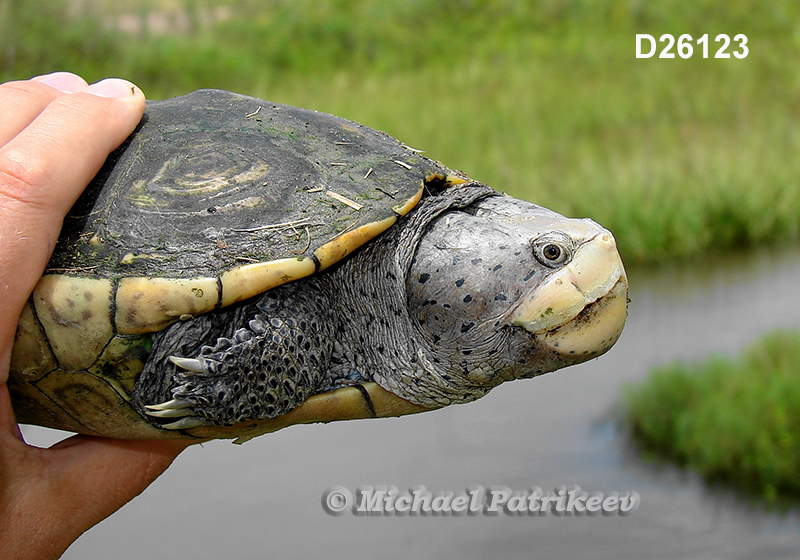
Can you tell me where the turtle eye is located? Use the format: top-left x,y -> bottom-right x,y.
531,233 -> 573,268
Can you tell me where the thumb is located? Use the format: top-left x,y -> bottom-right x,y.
0,385 -> 193,560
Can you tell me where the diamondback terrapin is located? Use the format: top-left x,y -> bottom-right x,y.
9,89 -> 628,443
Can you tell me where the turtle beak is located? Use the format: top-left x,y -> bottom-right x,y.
509,230 -> 628,357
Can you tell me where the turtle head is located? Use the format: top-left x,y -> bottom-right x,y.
402,194 -> 628,405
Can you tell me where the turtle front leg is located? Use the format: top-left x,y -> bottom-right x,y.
134,285 -> 334,430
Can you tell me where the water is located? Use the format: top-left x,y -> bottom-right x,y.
24,246 -> 800,559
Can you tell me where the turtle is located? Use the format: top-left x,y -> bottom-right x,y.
8,89 -> 628,443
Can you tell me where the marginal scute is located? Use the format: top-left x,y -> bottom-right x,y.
89,334 -> 153,396
220,257 -> 317,307
34,370 -> 167,438
115,276 -> 220,335
6,380 -> 88,434
10,300 -> 55,382
314,216 -> 397,270
32,275 -> 114,371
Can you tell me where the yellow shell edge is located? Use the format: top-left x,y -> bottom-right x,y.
220,257 -> 317,307
115,276 -> 221,335
10,300 -> 57,382
314,215 -> 397,270
392,183 -> 425,216
31,275 -> 115,370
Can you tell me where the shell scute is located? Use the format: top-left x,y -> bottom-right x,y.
115,276 -> 220,335
32,275 -> 114,371
89,334 -> 153,396
7,379 -> 87,433
10,301 -> 56,382
32,370 -> 165,438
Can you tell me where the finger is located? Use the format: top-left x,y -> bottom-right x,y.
0,77 -> 145,212
0,73 -> 87,147
0,79 -> 145,360
0,382 -> 23,440
36,437 -> 190,559
0,385 -> 192,558
0,387 -> 192,555
32,72 -> 89,94
45,435 -> 192,520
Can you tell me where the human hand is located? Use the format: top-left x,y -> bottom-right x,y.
0,73 -> 192,560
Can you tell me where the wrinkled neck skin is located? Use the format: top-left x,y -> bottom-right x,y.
323,184 -> 611,408
321,184 -> 495,407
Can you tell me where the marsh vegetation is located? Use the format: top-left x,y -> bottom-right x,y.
624,328 -> 800,505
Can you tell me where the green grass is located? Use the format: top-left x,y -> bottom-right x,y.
2,0 -> 800,263
623,329 -> 800,504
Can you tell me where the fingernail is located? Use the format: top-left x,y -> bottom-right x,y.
84,78 -> 140,98
32,71 -> 88,93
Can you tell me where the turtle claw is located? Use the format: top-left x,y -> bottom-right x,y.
145,407 -> 191,419
161,417 -> 210,430
169,356 -> 205,372
145,398 -> 207,427
145,398 -> 192,411
145,398 -> 194,419
145,355 -> 227,429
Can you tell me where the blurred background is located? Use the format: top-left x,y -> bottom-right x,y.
4,1 -> 800,558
